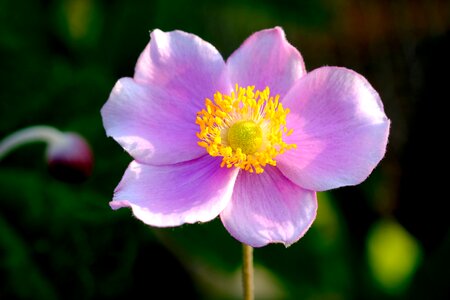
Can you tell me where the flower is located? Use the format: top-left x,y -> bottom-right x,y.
101,27 -> 390,247
46,132 -> 93,183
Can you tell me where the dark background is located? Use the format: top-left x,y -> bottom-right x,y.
1,0 -> 449,299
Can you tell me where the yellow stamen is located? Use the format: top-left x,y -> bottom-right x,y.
196,84 -> 296,173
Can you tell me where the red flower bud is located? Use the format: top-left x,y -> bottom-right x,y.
46,132 -> 93,183
0,126 -> 94,183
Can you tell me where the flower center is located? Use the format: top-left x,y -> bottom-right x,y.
196,84 -> 296,173
227,120 -> 263,154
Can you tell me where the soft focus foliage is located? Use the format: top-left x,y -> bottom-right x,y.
1,0 -> 449,299
367,219 -> 423,295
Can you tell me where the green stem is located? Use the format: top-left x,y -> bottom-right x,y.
242,243 -> 254,300
0,125 -> 63,160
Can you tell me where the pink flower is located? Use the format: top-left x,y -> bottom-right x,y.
101,27 -> 390,247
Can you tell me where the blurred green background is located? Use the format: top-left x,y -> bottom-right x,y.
1,0 -> 449,299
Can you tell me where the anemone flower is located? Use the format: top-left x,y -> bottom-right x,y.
101,27 -> 390,248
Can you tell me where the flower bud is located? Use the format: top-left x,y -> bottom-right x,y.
0,126 -> 94,183
46,132 -> 93,183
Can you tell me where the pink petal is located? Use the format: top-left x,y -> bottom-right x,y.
220,166 -> 317,247
110,156 -> 239,227
226,27 -> 306,97
102,29 -> 233,165
277,67 -> 390,191
101,78 -> 205,165
135,29 -> 230,106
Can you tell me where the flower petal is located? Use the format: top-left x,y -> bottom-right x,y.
278,67 -> 390,191
101,78 -> 205,164
102,29 -> 233,165
135,29 -> 230,105
227,27 -> 306,97
220,166 -> 317,247
110,156 -> 239,227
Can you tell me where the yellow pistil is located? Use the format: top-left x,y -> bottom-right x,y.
227,120 -> 263,155
196,84 -> 296,174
